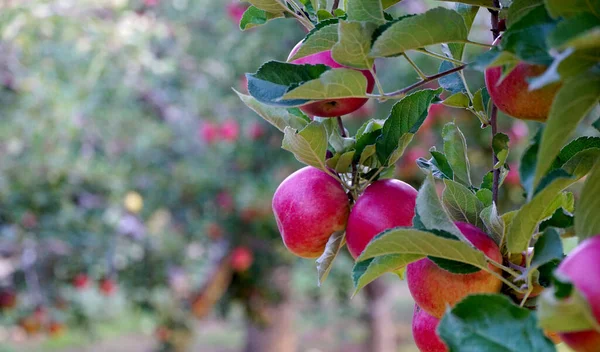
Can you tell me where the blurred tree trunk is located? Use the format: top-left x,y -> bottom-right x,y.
244,267 -> 296,352
364,279 -> 396,352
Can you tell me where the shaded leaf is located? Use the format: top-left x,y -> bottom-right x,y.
316,230 -> 345,285
443,122 -> 472,186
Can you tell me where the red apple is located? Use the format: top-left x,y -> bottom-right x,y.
220,119 -> 240,142
346,179 -> 418,259
199,121 -> 219,145
287,41 -> 375,117
0,289 -> 17,310
505,163 -> 520,186
99,278 -> 117,296
72,274 -> 89,290
422,103 -> 446,131
507,120 -> 529,144
230,247 -> 253,272
412,305 -> 448,352
407,222 -> 503,318
272,166 -> 350,258
485,60 -> 560,122
555,235 -> 600,352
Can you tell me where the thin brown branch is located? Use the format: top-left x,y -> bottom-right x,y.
383,64 -> 467,98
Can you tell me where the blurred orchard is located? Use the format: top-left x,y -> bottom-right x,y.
0,0 -> 581,352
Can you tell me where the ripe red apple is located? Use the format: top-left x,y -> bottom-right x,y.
407,222 -> 503,318
287,42 -> 375,117
0,289 -> 17,310
221,119 -> 240,142
199,121 -> 219,145
99,278 -> 117,296
505,163 -> 520,187
230,247 -> 253,272
412,305 -> 448,352
272,166 -> 350,258
72,274 -> 89,290
485,61 -> 560,122
555,235 -> 600,352
346,179 -> 417,259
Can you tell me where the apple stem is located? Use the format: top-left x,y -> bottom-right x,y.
488,258 -> 522,278
332,0 -> 340,12
490,1 -> 501,205
415,49 -> 466,66
383,64 -> 467,99
403,54 -> 428,80
336,116 -> 347,138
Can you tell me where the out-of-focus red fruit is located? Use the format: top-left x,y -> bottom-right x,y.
155,326 -> 171,342
240,207 -> 260,223
230,247 -> 254,272
272,166 -> 350,258
287,42 -> 375,117
72,274 -> 89,290
21,211 -> 38,229
422,103 -> 446,130
248,122 -> 266,140
221,119 -> 240,142
144,0 -> 159,7
199,121 -> 219,145
0,289 -> 17,310
399,147 -> 428,179
555,235 -> 600,352
206,222 -> 223,240
216,191 -> 235,212
507,120 -> 529,144
346,179 -> 417,259
407,222 -> 503,318
412,305 -> 448,352
348,100 -> 376,119
238,75 -> 248,93
47,321 -> 65,337
505,163 -> 520,187
226,1 -> 248,23
20,315 -> 42,335
99,278 -> 117,296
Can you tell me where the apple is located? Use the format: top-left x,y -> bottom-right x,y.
272,166 -> 350,258
505,163 -> 520,187
346,179 -> 417,259
216,191 -> 234,213
230,247 -> 253,272
99,278 -> 117,296
485,52 -> 560,121
412,305 -> 448,352
221,119 -> 240,142
73,273 -> 89,290
199,121 -> 219,145
555,235 -> 600,352
507,120 -> 529,144
422,103 -> 446,131
0,289 -> 17,310
287,41 -> 375,117
407,222 -> 503,318
398,147 -> 428,179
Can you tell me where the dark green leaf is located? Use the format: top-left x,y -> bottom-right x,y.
506,0 -> 543,27
492,133 -> 509,169
501,6 -> 557,65
352,253 -> 423,294
551,137 -> 600,170
545,0 -> 600,19
575,163 -> 600,241
442,179 -> 484,227
438,294 -> 556,352
519,127 -> 542,197
442,122 -> 472,186
239,6 -> 284,30
539,208 -> 574,231
438,61 -> 466,94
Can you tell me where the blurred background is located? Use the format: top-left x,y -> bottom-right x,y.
0,0 -> 566,351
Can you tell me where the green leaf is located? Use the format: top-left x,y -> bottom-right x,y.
446,4 -> 480,61
326,150 -> 356,172
501,5 -> 556,65
551,136 -> 600,170
381,0 -> 402,9
472,88 -> 486,114
438,61 -> 467,94
538,283 -> 600,333
436,0 -> 496,8
548,13 -> 600,51
476,188 -> 493,207
316,230 -> 345,286
239,6 -> 284,30
331,21 -> 377,69
352,253 -> 423,294
507,148 -> 600,253
288,23 -> 339,61
247,61 -> 328,106
527,48 -> 574,90
531,228 -> 563,270
539,208 -> 574,231
346,0 -> 385,25
438,295 -> 556,352
506,0 -> 543,27
492,133 -> 510,169
246,0 -> 288,13
442,122 -> 472,187
282,121 -> 328,169
359,144 -> 377,166
533,73 -> 600,188
356,228 -> 489,270
416,150 -> 455,180
416,174 -> 464,240
370,7 -> 469,57
442,92 -> 470,108
282,68 -> 369,100
376,88 -> 442,166
480,204 -> 504,245
520,127 -> 542,197
442,179 -> 484,228
544,0 -> 600,19
575,162 -> 600,242
235,90 -> 310,132
316,9 -> 334,21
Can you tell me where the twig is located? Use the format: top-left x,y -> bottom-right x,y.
416,48 -> 466,66
403,53 -> 428,80
490,1 -> 501,205
336,116 -> 347,137
383,64 -> 467,99
332,0 -> 340,12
